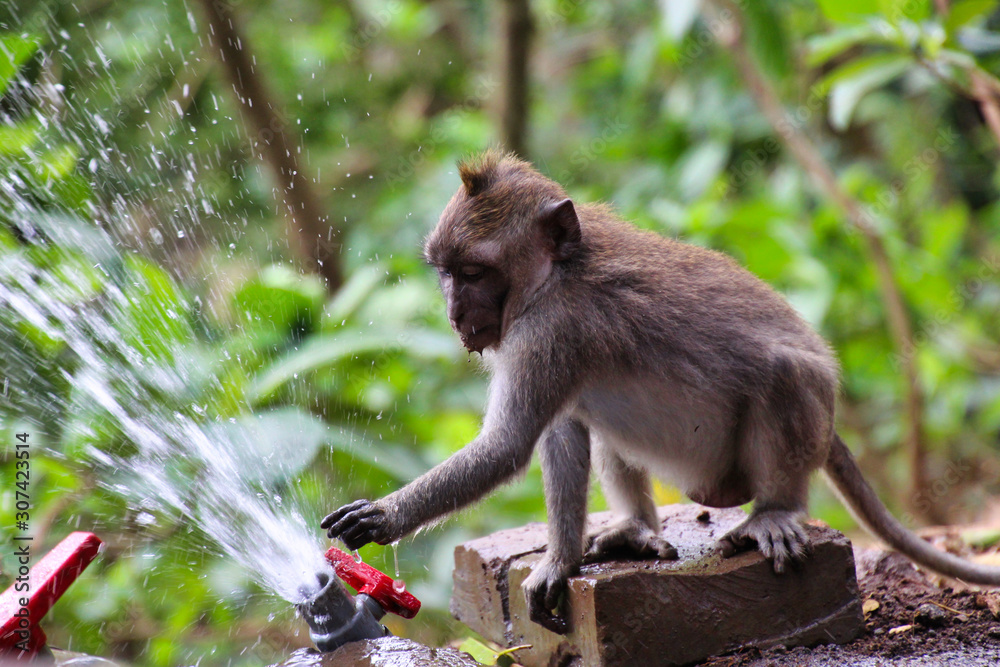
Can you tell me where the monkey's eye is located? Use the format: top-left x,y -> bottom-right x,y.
460,265 -> 484,280
438,268 -> 452,279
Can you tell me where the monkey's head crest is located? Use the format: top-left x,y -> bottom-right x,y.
457,148 -> 532,198
427,149 -> 570,257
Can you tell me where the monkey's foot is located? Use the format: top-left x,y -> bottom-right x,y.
522,557 -> 577,634
718,509 -> 810,574
584,517 -> 678,562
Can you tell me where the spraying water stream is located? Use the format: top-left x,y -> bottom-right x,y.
0,17 -> 338,612
0,234 -> 334,605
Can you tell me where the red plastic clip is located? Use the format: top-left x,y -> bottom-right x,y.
323,546 -> 421,619
0,532 -> 103,660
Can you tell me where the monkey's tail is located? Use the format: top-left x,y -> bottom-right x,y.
823,433 -> 1000,585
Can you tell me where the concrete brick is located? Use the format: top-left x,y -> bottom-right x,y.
451,505 -> 863,667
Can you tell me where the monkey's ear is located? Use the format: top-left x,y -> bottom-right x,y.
539,198 -> 581,261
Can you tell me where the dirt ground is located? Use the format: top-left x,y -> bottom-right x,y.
698,537 -> 1000,667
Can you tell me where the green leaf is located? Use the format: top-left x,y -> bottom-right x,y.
30,214 -> 119,268
744,1 -> 791,80
945,0 -> 997,35
661,0 -> 703,42
122,256 -> 193,362
234,264 -> 326,334
878,0 -> 931,22
821,53 -> 912,130
324,264 -> 386,326
247,328 -> 457,402
815,0 -> 877,24
957,27 -> 1000,54
326,426 -> 429,482
50,173 -> 93,211
961,526 -> 1000,548
0,122 -> 39,155
677,142 -> 728,200
35,144 -> 80,181
0,33 -> 42,96
806,24 -> 889,67
457,637 -> 496,665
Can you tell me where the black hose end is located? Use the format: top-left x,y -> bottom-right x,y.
296,571 -> 387,652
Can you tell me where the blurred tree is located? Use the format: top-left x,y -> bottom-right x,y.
197,0 -> 344,290
498,0 -> 533,157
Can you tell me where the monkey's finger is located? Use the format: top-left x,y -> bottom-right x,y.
320,499 -> 366,527
323,507 -> 381,538
719,534 -> 753,558
528,597 -> 568,635
543,581 -> 564,611
340,532 -> 373,551
788,525 -> 811,559
757,534 -> 776,562
339,518 -> 382,547
586,530 -> 626,557
327,518 -> 375,542
320,500 -> 372,529
653,539 -> 678,560
325,516 -> 365,540
339,524 -> 378,550
761,532 -> 798,574
771,545 -> 790,574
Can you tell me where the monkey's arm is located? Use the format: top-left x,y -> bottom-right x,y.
322,356 -> 574,549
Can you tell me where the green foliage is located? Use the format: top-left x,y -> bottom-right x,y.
2,0 -> 1000,664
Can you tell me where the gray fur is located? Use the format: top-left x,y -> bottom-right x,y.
322,150 -> 1000,636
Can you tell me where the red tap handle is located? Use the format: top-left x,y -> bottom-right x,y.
0,532 -> 103,658
324,546 -> 421,619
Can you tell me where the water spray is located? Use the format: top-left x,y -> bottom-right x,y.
297,546 -> 421,653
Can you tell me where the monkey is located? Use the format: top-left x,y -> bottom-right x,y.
322,149 -> 1000,635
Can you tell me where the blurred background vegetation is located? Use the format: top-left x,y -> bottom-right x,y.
1,0 -> 999,664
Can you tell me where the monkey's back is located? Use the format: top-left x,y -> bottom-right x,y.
563,205 -> 839,398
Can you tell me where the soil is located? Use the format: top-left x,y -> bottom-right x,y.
696,541 -> 1000,667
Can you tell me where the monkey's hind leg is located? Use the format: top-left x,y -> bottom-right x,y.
586,443 -> 678,562
719,360 -> 831,573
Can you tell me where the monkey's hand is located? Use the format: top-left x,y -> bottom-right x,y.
584,517 -> 678,562
522,557 -> 578,635
321,499 -> 400,550
718,509 -> 810,574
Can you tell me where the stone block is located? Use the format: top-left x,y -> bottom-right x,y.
451,505 -> 863,667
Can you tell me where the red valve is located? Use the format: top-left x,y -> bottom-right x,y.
0,532 -> 103,660
324,546 -> 421,619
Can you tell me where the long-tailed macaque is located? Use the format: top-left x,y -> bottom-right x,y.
322,150 -> 1000,634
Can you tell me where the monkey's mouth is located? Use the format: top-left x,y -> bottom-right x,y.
459,325 -> 500,353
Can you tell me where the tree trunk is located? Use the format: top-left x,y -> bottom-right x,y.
197,0 -> 342,291
498,0 -> 532,158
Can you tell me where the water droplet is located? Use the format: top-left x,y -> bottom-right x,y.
353,550 -> 363,563
392,579 -> 406,594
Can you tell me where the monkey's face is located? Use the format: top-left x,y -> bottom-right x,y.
424,151 -> 580,354
436,262 -> 508,353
